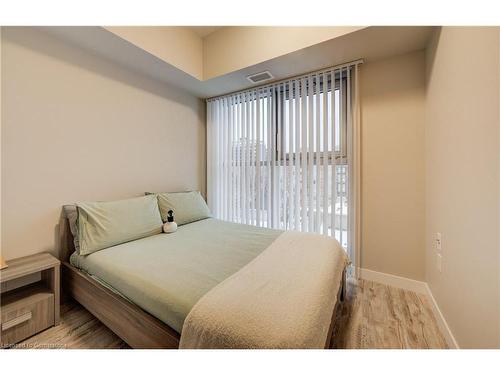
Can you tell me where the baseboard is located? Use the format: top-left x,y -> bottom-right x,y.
358,267 -> 459,349
358,268 -> 428,294
424,284 -> 460,349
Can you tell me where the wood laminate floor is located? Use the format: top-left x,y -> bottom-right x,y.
14,279 -> 448,349
330,279 -> 448,349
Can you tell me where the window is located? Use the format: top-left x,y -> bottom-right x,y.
274,77 -> 349,247
207,64 -> 359,261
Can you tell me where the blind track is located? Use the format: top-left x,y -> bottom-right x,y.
206,58 -> 363,102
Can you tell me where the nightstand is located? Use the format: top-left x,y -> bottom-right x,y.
0,253 -> 60,347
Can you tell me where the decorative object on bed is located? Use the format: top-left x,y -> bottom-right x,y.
76,195 -> 163,255
162,210 -> 178,233
156,191 -> 210,225
206,59 -> 362,277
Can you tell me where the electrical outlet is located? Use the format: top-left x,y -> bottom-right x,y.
435,232 -> 442,251
437,253 -> 442,273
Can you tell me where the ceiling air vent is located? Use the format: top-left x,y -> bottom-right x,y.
246,71 -> 274,84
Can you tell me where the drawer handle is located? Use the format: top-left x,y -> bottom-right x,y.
2,312 -> 32,331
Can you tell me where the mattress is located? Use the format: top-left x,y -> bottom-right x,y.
70,218 -> 282,333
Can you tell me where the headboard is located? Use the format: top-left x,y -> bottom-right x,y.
58,210 -> 75,263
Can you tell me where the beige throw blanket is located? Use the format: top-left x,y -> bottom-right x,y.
179,231 -> 349,349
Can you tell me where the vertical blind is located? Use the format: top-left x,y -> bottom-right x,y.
207,60 -> 361,269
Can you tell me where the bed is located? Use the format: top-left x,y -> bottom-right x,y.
59,213 -> 348,349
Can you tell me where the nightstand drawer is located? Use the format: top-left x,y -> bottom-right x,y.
1,285 -> 54,347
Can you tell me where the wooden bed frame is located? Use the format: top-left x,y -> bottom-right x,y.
58,212 -> 346,349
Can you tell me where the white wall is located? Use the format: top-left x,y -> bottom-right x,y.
360,51 -> 426,280
203,27 -> 364,79
425,27 -> 499,348
105,27 -> 204,80
1,27 -> 206,261
497,28 -> 500,349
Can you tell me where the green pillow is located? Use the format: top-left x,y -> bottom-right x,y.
77,195 -> 163,255
63,205 -> 80,253
156,191 -> 210,225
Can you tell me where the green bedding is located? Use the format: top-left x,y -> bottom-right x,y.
70,218 -> 282,333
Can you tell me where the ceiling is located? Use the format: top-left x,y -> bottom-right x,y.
41,26 -> 435,98
188,26 -> 222,38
